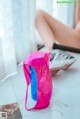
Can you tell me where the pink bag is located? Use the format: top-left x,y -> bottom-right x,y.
23,52 -> 53,110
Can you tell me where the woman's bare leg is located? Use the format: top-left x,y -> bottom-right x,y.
35,10 -> 80,51
35,11 -> 55,51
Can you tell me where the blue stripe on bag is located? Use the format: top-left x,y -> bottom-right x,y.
30,66 -> 38,101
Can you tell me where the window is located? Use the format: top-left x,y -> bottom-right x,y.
36,0 -> 75,27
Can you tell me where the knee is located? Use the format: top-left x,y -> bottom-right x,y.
36,10 -> 44,17
35,10 -> 44,27
35,10 -> 45,21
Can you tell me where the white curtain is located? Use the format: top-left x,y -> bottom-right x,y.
0,0 -> 36,82
0,0 -> 17,81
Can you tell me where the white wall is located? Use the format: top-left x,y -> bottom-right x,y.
53,1 -> 75,27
